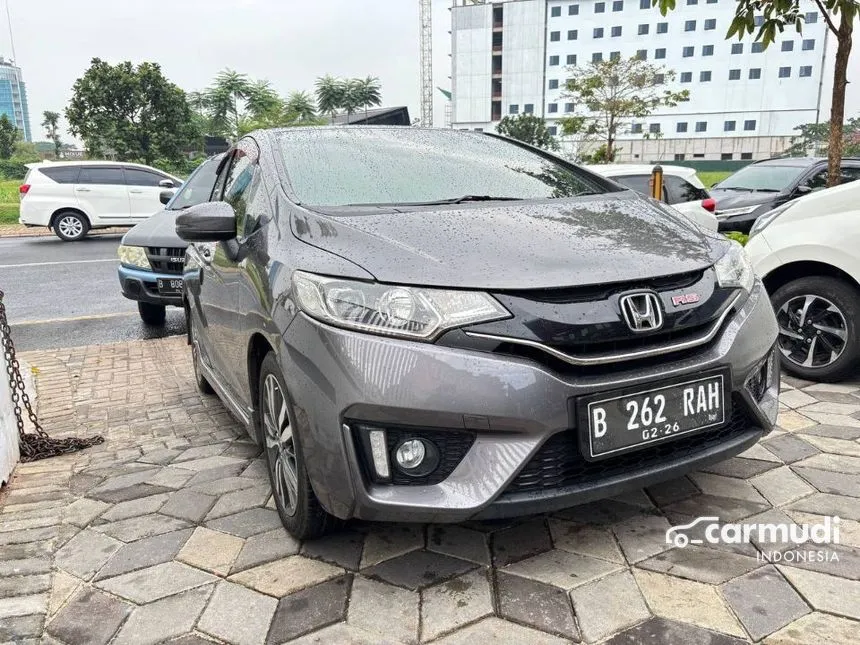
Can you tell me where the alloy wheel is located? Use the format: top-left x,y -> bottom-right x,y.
58,215 -> 83,239
262,373 -> 299,517
776,294 -> 848,369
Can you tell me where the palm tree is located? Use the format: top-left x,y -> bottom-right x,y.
284,91 -> 317,123
340,79 -> 365,124
354,76 -> 383,121
207,69 -> 251,140
41,111 -> 62,158
245,80 -> 283,120
315,75 -> 345,121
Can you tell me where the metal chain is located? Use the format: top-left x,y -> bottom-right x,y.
0,287 -> 104,462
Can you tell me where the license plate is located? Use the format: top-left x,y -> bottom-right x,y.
578,371 -> 729,460
156,278 -> 183,296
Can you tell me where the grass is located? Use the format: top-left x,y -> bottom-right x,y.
698,171 -> 732,189
0,180 -> 19,225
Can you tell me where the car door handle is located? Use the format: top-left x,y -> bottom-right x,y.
129,189 -> 144,194
75,187 -> 91,192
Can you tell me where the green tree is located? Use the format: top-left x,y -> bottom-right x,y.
353,76 -> 383,120
206,69 -> 252,140
0,114 -> 18,159
41,111 -> 62,158
245,80 -> 283,120
495,114 -> 560,150
655,0 -> 859,186
284,91 -> 318,122
784,117 -> 860,156
65,58 -> 197,165
315,75 -> 345,120
559,56 -> 689,163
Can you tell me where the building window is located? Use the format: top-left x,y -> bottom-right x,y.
700,71 -> 712,82
752,42 -> 764,53
549,79 -> 559,89
749,68 -> 761,79
778,66 -> 791,78
548,103 -> 559,113
509,105 -> 519,115
657,22 -> 668,33
636,49 -> 647,60
744,119 -> 756,131
682,46 -> 694,57
594,27 -> 604,38
654,73 -> 665,84
640,0 -> 649,7
569,4 -> 580,15
649,123 -> 661,134
782,40 -> 794,52
565,102 -> 575,112
674,153 -> 686,161
568,29 -> 578,40
695,121 -> 707,132
612,25 -> 623,37
567,54 -> 577,65
548,126 -> 558,135
805,12 -> 818,23
550,31 -> 561,42
728,69 -> 741,80
707,0 -> 718,3
680,72 -> 692,83
524,104 -> 534,114
655,48 -> 666,59
549,55 -> 560,66
551,6 -> 562,16
610,51 -> 621,61
704,18 -> 716,30
799,65 -> 813,77
741,152 -> 753,160
724,120 -> 736,131
803,39 -> 815,50
721,153 -> 733,160
595,1 -> 605,12
613,0 -> 624,10
685,20 -> 696,31
754,15 -> 764,26
688,0 -> 698,4
677,122 -> 688,133
702,45 -> 714,56
592,52 -> 603,62
693,154 -> 705,159
731,43 -> 743,54
638,24 -> 649,35
631,123 -> 643,133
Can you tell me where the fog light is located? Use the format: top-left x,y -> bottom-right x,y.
368,429 -> 390,479
395,439 -> 426,470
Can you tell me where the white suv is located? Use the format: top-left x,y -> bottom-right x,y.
19,161 -> 182,241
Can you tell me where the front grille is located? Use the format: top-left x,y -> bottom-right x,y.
500,395 -> 757,498
146,247 -> 185,274
350,423 -> 476,486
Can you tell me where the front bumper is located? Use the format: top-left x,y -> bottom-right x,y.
281,281 -> 779,523
118,265 -> 182,307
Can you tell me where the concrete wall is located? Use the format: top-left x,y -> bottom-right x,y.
452,3 -> 494,124
0,349 -> 20,485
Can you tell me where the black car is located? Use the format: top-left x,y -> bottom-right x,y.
173,127 -> 779,539
712,157 -> 860,233
116,156 -> 221,325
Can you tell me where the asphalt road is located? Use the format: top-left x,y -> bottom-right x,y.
0,235 -> 185,351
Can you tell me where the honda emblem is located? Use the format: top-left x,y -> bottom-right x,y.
619,292 -> 664,332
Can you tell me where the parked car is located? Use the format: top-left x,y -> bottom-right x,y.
19,161 -> 183,241
177,127 -> 779,539
746,179 -> 860,382
117,156 -> 221,325
586,164 -> 718,231
711,157 -> 860,234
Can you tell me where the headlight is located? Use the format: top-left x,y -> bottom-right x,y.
749,202 -> 793,237
292,271 -> 510,340
714,242 -> 755,293
715,205 -> 760,219
118,245 -> 150,270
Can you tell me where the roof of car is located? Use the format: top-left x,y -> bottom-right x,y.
585,164 -> 697,178
28,160 -> 174,172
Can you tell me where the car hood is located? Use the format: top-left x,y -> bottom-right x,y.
292,193 -> 725,290
710,190 -> 781,212
121,209 -> 186,248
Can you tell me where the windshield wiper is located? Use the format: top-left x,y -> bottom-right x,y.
344,195 -> 525,207
717,187 -> 753,192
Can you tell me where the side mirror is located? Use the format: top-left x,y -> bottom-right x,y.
795,185 -> 813,195
159,190 -> 174,205
176,202 -> 237,242
159,179 -> 176,189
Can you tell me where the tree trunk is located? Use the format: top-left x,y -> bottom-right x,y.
607,115 -> 615,162
827,12 -> 854,187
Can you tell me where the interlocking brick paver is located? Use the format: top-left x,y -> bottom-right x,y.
94,528 -> 194,581
571,569 -> 650,643
302,530 -> 364,570
638,545 -> 761,584
763,612 -> 860,644
348,576 -> 419,643
426,525 -> 490,565
205,507 -> 283,538
97,561 -> 217,604
0,593 -> 47,619
229,555 -> 342,597
93,512 -> 190,542
496,571 -> 577,640
778,566 -> 860,620
504,548 -> 622,591
364,549 -> 475,591
112,585 -> 213,645
604,617 -> 747,645
177,527 -> 244,576
0,574 -> 51,599
751,466 -> 816,506
198,580 -> 278,645
722,566 -> 810,640
54,528 -> 123,580
358,524 -> 423,568
159,488 -> 218,523
266,576 -> 350,644
231,528 -> 301,573
47,587 -> 131,645
548,519 -> 624,563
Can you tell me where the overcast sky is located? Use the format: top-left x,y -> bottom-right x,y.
9,0 -> 455,143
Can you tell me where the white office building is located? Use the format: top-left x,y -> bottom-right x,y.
450,0 -> 860,161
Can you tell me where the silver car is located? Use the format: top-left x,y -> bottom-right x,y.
176,127 -> 780,539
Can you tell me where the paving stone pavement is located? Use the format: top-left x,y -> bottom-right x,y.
1,337 -> 860,643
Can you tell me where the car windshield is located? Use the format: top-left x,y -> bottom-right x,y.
277,128 -> 617,207
716,164 -> 807,192
166,158 -> 219,210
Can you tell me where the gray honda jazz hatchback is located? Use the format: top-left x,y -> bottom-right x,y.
176,127 -> 780,539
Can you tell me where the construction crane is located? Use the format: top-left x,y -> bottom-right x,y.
419,0 -> 433,127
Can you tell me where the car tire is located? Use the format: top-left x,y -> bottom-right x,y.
138,302 -> 166,326
53,211 -> 89,241
771,276 -> 860,383
188,311 -> 214,395
258,352 -> 337,540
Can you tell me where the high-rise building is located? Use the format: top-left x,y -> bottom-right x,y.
0,57 -> 31,142
450,0 -> 859,161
